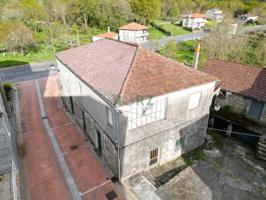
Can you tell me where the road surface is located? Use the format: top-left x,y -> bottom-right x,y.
0,61 -> 57,83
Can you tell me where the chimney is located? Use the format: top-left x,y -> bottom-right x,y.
107,26 -> 110,33
193,43 -> 201,70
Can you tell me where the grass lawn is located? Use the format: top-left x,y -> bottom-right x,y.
150,19 -> 171,26
0,27 -> 103,68
148,26 -> 167,40
160,24 -> 190,36
158,40 -> 205,66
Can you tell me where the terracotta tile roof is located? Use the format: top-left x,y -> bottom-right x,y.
183,13 -> 206,19
93,32 -> 118,39
201,59 -> 266,102
119,22 -> 148,30
56,39 -> 217,105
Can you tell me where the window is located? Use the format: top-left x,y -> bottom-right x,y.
107,108 -> 113,126
149,148 -> 159,166
188,93 -> 201,110
175,137 -> 185,151
127,98 -> 166,129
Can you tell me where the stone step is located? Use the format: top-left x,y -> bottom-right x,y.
258,142 -> 266,148
258,154 -> 266,161
258,150 -> 266,157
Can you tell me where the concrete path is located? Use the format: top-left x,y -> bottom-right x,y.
17,77 -> 126,200
17,81 -> 71,200
35,80 -> 81,200
39,76 -> 125,200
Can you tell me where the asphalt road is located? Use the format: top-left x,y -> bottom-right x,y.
0,61 -> 58,83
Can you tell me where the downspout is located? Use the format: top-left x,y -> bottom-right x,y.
115,109 -> 121,181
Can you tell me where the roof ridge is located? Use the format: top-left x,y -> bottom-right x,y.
116,45 -> 140,105
104,37 -> 139,47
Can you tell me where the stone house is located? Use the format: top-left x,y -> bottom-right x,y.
202,59 -> 266,132
182,13 -> 206,30
118,22 -> 148,44
205,9 -> 223,22
56,39 -> 218,180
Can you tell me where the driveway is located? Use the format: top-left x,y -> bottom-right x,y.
141,31 -> 207,51
156,133 -> 266,200
17,76 -> 125,200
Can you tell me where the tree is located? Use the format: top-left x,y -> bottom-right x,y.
161,0 -> 180,18
19,0 -> 46,21
130,0 -> 161,23
202,22 -> 248,63
2,21 -> 35,53
163,40 -> 177,59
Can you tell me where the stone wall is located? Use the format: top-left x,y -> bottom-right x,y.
120,115 -> 209,180
216,93 -> 266,125
61,96 -> 119,177
216,93 -> 250,114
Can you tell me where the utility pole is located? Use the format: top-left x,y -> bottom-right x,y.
193,43 -> 201,69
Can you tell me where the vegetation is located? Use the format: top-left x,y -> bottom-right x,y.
158,40 -> 202,66
3,82 -> 13,101
0,0 -> 265,67
148,26 -> 166,40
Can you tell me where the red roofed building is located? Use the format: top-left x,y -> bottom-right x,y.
182,13 -> 206,30
92,32 -> 118,42
56,39 -> 218,179
202,59 -> 266,131
119,22 -> 148,44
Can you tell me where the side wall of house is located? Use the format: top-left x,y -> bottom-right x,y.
119,30 -> 147,43
119,82 -> 216,179
57,60 -> 125,177
216,92 -> 266,124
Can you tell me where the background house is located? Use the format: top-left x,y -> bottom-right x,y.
92,32 -> 118,42
202,59 -> 266,130
182,13 -> 206,30
239,13 -> 258,22
56,39 -> 218,180
118,22 -> 148,44
205,8 -> 223,22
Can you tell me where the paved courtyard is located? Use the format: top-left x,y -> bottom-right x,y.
156,133 -> 266,200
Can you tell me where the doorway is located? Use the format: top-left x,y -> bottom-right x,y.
69,96 -> 75,115
96,130 -> 102,156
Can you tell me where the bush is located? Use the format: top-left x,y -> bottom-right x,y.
3,82 -> 13,101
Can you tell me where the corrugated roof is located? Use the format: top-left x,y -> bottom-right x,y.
56,39 -> 217,105
201,59 -> 266,102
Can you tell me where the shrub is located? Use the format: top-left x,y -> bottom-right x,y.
3,82 -> 13,101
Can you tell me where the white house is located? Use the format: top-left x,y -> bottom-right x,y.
239,13 -> 258,22
182,13 -> 206,30
205,9 -> 223,22
92,32 -> 118,42
56,39 -> 218,180
118,22 -> 148,44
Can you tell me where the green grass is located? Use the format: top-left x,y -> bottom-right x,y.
158,40 -> 199,66
0,27 -> 104,68
183,147 -> 205,166
150,19 -> 171,26
148,26 -> 166,40
159,24 -> 190,36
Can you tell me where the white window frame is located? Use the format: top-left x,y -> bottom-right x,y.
107,108 -> 113,127
188,92 -> 201,110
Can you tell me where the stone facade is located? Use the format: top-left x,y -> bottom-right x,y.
57,59 -> 217,180
216,92 -> 266,125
